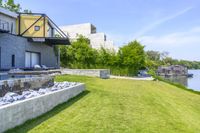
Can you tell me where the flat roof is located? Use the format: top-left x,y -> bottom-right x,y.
60,23 -> 96,29
0,7 -> 18,18
27,37 -> 71,45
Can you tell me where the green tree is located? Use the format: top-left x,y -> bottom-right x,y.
60,45 -> 68,67
146,50 -> 160,61
162,57 -> 173,65
97,47 -> 117,67
0,0 -> 2,6
1,0 -> 31,13
4,0 -> 21,12
118,40 -> 145,76
61,36 -> 97,69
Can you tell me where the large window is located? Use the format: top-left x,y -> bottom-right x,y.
25,52 -> 40,68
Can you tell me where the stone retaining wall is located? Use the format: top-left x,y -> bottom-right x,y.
0,76 -> 54,97
0,83 -> 85,133
61,69 -> 110,79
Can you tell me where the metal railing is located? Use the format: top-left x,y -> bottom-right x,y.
0,19 -> 9,32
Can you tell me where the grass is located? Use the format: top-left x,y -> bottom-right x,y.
6,75 -> 200,133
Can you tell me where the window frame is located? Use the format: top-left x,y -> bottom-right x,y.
34,26 -> 40,31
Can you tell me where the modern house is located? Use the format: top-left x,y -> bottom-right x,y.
157,65 -> 188,76
0,7 -> 70,70
60,23 -> 119,51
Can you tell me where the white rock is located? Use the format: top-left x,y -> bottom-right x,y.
22,91 -> 31,97
24,91 -> 40,99
2,95 -> 14,103
38,88 -> 51,94
4,92 -> 18,97
51,87 -> 58,91
13,95 -> 25,101
2,92 -> 19,103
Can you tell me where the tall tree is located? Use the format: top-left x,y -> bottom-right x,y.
1,0 -> 31,13
118,40 -> 145,75
146,50 -> 160,61
61,36 -> 97,69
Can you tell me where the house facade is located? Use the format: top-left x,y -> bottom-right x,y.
60,23 -> 119,51
0,7 -> 70,70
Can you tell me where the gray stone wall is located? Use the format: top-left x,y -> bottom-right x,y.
0,83 -> 85,133
0,33 -> 59,69
0,76 -> 54,97
61,69 -> 110,79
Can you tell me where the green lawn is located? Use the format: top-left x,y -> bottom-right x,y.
6,75 -> 200,133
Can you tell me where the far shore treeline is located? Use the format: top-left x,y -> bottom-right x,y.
59,36 -> 200,76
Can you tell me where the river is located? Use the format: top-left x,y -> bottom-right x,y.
187,70 -> 200,91
162,70 -> 200,91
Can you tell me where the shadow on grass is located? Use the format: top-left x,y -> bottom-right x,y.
5,90 -> 90,133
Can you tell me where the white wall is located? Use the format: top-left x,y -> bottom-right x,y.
60,23 -> 95,39
60,23 -> 119,52
89,33 -> 106,49
104,40 -> 119,51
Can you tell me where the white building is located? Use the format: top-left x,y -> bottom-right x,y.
60,23 -> 118,51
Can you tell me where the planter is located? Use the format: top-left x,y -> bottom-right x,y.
0,83 -> 85,133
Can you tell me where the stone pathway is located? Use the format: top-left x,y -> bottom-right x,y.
110,75 -> 154,81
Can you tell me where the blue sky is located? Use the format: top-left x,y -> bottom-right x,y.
16,0 -> 200,61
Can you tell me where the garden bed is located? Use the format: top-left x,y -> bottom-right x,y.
0,82 -> 85,133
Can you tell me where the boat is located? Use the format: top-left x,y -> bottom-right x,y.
187,73 -> 193,78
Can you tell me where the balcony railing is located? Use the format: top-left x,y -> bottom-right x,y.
0,19 -> 9,32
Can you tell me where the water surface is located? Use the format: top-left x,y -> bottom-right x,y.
162,69 -> 200,91
187,70 -> 200,91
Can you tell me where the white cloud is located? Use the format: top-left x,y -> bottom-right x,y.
107,26 -> 200,61
138,26 -> 200,47
107,6 -> 194,46
134,6 -> 194,38
106,6 -> 199,60
137,26 -> 200,61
